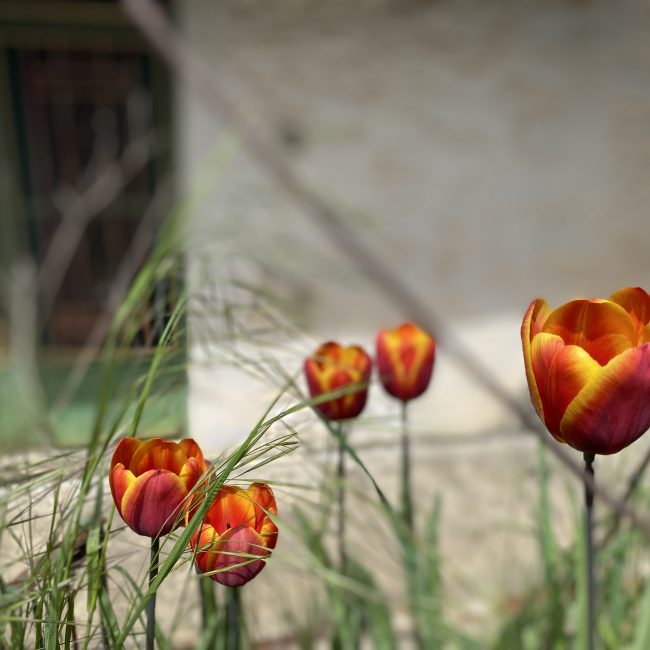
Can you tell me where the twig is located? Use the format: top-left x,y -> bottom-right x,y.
600,442 -> 650,548
39,132 -> 155,322
51,177 -> 170,411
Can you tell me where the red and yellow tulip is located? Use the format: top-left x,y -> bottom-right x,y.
110,437 -> 206,537
521,287 -> 650,455
189,483 -> 278,587
304,342 -> 372,421
376,322 -> 436,402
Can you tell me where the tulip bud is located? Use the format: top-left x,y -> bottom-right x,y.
376,322 -> 436,402
109,437 -> 206,537
521,287 -> 650,455
304,342 -> 372,421
189,483 -> 278,587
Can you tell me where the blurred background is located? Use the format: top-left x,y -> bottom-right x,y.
3,0 -> 650,441
2,0 -> 650,644
2,0 -> 650,446
176,0 -> 650,450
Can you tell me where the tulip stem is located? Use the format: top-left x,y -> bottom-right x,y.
584,452 -> 596,650
400,401 -> 414,531
146,536 -> 159,650
337,422 -> 347,573
227,587 -> 241,650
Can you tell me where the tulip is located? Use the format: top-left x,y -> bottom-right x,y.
376,322 -> 436,402
521,286 -> 650,455
304,342 -> 372,420
190,483 -> 278,587
305,342 -> 371,573
109,437 -> 206,537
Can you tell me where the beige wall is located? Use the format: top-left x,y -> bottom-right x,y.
176,0 -> 650,447
177,0 -> 650,329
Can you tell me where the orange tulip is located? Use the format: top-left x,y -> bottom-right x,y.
376,322 -> 436,402
189,483 -> 278,587
521,287 -> 650,455
110,437 -> 206,537
304,342 -> 372,421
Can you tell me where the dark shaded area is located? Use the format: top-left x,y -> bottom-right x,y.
0,0 -> 173,347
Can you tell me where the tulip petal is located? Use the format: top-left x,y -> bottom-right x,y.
331,368 -> 368,420
120,469 -> 188,537
179,457 -> 204,492
247,483 -> 279,548
178,438 -> 205,468
530,334 -> 601,438
209,525 -> 269,587
109,438 -> 141,489
193,523 -> 217,550
560,344 -> 650,454
609,287 -> 650,341
248,483 -> 277,521
259,520 -> 279,550
192,522 -> 216,554
342,346 -> 373,376
543,299 -> 636,365
110,464 -> 137,512
191,523 -> 218,574
521,299 -> 552,419
205,486 -> 256,536
309,342 -> 343,369
111,437 -> 141,467
304,358 -> 329,395
129,439 -> 187,476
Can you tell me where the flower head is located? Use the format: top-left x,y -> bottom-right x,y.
110,437 -> 206,537
304,342 -> 372,421
189,483 -> 278,587
376,322 -> 436,402
521,287 -> 650,455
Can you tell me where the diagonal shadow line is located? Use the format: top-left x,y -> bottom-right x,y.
120,0 -> 650,540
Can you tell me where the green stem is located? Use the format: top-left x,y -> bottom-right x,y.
34,598 -> 43,649
146,536 -> 159,650
227,587 -> 241,650
337,421 -> 347,573
401,403 -> 423,649
198,570 -> 216,632
584,452 -> 595,650
400,401 -> 414,531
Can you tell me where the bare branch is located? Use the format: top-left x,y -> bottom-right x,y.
51,177 -> 170,411
38,131 -> 154,322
